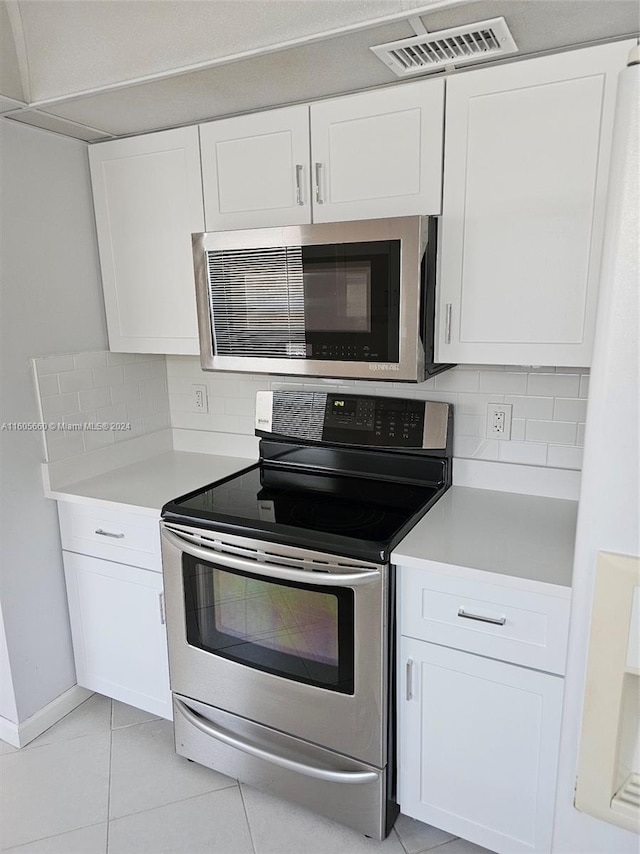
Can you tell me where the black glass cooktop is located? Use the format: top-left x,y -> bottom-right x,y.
162,462 -> 444,563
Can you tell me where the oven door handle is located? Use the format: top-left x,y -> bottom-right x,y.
175,697 -> 379,785
162,528 -> 382,587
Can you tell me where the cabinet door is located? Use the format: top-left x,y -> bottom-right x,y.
63,551 -> 172,720
310,79 -> 444,222
399,636 -> 564,854
200,105 -> 311,230
436,41 -> 631,366
89,127 -> 203,355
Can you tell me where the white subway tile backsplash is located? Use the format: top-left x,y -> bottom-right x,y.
163,357 -> 590,474
123,361 -> 155,383
35,354 -> 75,375
73,351 -> 108,371
504,395 -> 554,420
82,427 -> 116,452
554,397 -> 588,422
511,418 -> 526,441
454,436 -> 500,460
92,365 -> 124,388
457,392 -> 503,416
96,402 -> 129,423
579,375 -> 590,398
527,372 -> 581,398
479,371 -> 528,394
142,411 -> 171,434
498,440 -> 547,465
224,397 -> 256,417
41,392 -> 80,420
78,387 -> 112,411
455,414 -> 484,437
33,350 -> 171,467
577,423 -> 586,446
547,444 -> 584,469
111,382 -> 146,405
58,369 -> 94,394
434,370 -> 480,393
37,373 -> 60,398
526,420 -> 577,445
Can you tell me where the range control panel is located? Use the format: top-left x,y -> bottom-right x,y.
255,391 -> 450,451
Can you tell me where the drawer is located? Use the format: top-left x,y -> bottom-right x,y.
57,501 -> 161,571
400,565 -> 570,674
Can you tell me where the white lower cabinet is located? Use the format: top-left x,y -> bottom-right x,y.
59,502 -> 172,720
400,637 -> 564,854
398,566 -> 570,854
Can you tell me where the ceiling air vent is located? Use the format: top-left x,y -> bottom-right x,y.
371,17 -> 518,77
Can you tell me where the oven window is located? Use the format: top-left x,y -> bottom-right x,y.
182,556 -> 355,694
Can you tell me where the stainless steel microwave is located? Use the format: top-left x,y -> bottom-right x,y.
192,216 -> 453,382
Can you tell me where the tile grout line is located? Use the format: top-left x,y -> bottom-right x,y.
105,781 -> 241,826
238,783 -> 258,854
105,700 -> 114,854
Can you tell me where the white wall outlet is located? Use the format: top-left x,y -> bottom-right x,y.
192,384 -> 208,413
486,403 -> 512,439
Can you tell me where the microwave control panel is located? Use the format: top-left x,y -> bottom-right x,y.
256,391 -> 450,451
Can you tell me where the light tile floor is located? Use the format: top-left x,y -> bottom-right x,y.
0,695 -> 495,854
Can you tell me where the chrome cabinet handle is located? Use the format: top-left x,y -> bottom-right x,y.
314,162 -> 324,204
162,528 -> 381,587
95,528 -> 125,539
158,592 -> 165,625
445,303 -> 452,344
295,164 -> 304,205
406,658 -> 414,701
457,608 -> 506,626
175,698 -> 378,784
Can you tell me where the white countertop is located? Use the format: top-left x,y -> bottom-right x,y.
392,486 -> 577,595
46,451 -> 256,516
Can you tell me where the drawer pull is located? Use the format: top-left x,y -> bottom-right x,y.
95,528 -> 125,539
457,608 -> 506,626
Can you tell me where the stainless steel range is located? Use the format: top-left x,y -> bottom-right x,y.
160,390 -> 453,840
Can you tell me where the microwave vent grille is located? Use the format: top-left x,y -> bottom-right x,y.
370,17 -> 518,77
207,247 -> 307,358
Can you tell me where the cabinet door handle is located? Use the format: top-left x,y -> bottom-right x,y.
95,528 -> 125,539
457,608 -> 506,626
406,658 -> 414,701
314,162 -> 324,204
158,592 -> 166,625
445,303 -> 452,344
295,164 -> 304,205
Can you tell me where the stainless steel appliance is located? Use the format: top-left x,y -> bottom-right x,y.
192,216 -> 454,382
160,390 -> 453,839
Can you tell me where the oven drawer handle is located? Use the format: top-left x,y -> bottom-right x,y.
175,698 -> 379,785
162,528 -> 381,587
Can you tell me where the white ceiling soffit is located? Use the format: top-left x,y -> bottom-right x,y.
7,0 -> 446,102
1,0 -> 638,141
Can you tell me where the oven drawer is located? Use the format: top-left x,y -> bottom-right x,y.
173,693 -> 388,840
400,565 -> 570,674
58,501 -> 161,571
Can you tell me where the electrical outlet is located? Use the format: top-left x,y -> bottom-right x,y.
486,403 -> 512,439
192,384 -> 208,413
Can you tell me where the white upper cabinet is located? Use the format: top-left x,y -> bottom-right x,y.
309,79 -> 444,222
436,41 -> 631,367
200,78 -> 444,230
200,105 -> 311,230
89,127 -> 204,354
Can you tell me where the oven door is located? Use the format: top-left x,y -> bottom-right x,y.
161,522 -> 387,767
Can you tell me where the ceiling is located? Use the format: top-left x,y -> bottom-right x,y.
1,0 -> 638,142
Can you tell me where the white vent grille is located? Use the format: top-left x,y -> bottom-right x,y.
371,17 -> 518,77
